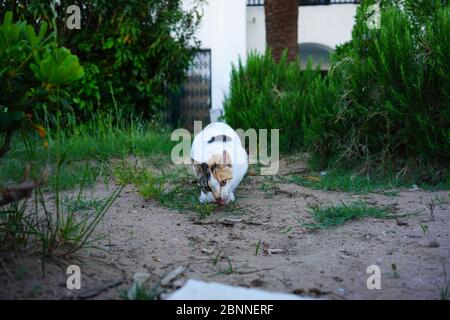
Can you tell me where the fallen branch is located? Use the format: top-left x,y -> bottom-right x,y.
70,278 -> 124,299
236,267 -> 275,275
275,188 -> 296,197
279,169 -> 306,176
0,165 -> 50,206
193,217 -> 268,227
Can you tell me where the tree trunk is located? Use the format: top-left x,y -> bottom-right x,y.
265,0 -> 299,62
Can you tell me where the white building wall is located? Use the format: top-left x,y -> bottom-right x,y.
182,1 -> 357,114
247,4 -> 358,53
182,0 -> 247,116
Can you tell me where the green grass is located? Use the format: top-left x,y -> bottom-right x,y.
432,194 -> 450,206
0,111 -> 170,271
209,249 -> 235,277
288,169 -> 450,194
259,180 -> 278,198
301,201 -> 390,230
111,161 -> 215,217
255,239 -> 262,256
0,113 -> 174,191
110,160 -> 246,219
438,264 -> 450,301
0,163 -> 122,272
62,193 -> 110,214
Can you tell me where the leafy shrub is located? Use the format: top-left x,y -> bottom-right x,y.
224,51 -> 322,152
30,47 -> 84,86
2,0 -> 202,119
306,1 -> 450,182
0,10 -> 84,157
225,1 -> 449,183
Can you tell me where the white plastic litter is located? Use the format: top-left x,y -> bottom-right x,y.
165,279 -> 311,300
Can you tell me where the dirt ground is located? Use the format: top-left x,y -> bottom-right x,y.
1,158 -> 449,300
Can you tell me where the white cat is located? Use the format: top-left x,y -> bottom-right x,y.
190,122 -> 248,206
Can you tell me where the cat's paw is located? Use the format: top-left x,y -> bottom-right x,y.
199,192 -> 214,204
228,192 -> 235,202
199,194 -> 208,203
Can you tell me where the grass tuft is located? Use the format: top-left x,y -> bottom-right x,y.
302,201 -> 390,230
289,169 -> 450,194
1,112 -> 173,191
438,264 -> 450,301
110,161 -> 223,219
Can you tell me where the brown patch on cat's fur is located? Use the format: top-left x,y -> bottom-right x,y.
207,151 -> 232,182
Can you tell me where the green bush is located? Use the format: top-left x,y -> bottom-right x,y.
224,51 -> 322,152
225,1 -> 449,183
2,0 -> 202,119
306,1 -> 450,182
0,10 -> 84,157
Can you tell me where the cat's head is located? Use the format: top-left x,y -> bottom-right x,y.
194,150 -> 233,205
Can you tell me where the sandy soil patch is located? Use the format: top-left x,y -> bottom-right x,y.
1,160 -> 449,300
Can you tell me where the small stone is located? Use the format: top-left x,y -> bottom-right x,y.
250,278 -> 264,287
333,276 -> 343,283
428,241 -> 439,248
201,248 -> 214,254
336,288 -> 347,295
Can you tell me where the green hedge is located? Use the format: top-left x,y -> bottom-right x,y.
224,51 -> 322,152
224,1 -> 450,183
307,1 -> 450,182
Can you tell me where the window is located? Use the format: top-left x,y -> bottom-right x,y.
298,43 -> 333,70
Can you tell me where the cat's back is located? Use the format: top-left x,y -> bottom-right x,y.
191,122 -> 246,165
198,122 -> 239,142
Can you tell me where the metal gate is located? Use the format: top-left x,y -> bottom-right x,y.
176,49 -> 212,131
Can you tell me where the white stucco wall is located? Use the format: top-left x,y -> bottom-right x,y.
182,2 -> 357,114
183,0 -> 247,114
247,4 -> 358,53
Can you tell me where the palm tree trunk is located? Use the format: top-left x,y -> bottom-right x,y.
265,0 -> 299,62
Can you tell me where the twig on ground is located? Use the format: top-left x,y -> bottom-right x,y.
67,278 -> 124,299
193,217 -> 268,227
236,267 -> 275,275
